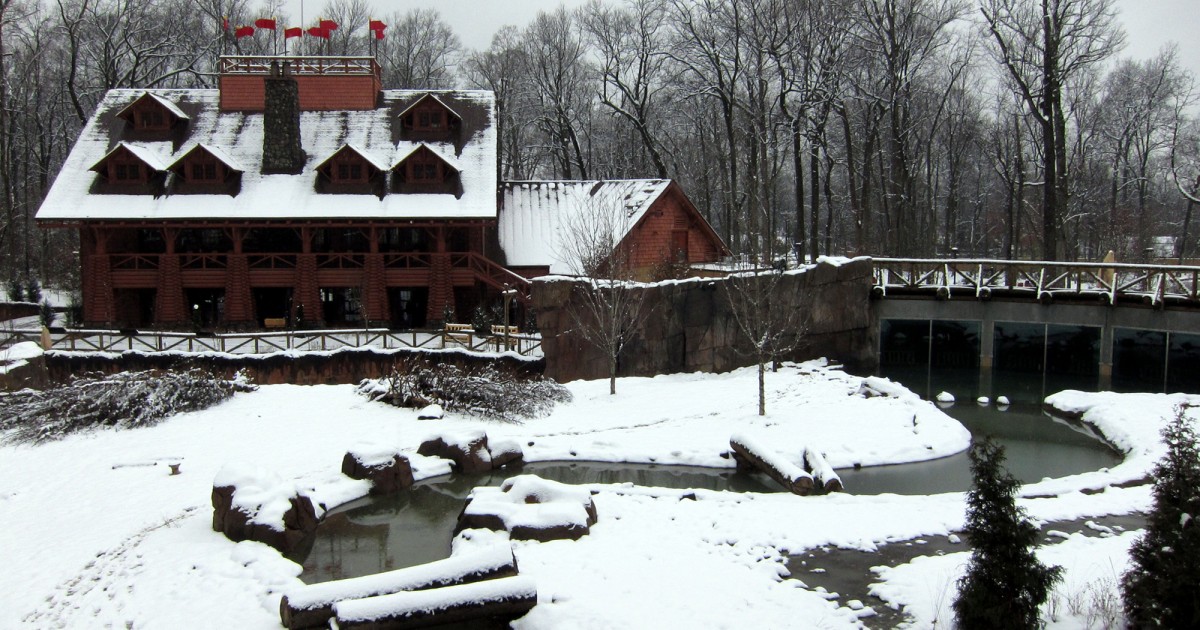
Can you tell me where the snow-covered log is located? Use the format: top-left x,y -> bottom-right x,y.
333,575 -> 538,630
804,448 -> 843,493
729,434 -> 814,495
341,448 -> 414,496
280,546 -> 519,629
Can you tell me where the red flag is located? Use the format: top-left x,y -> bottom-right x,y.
307,26 -> 330,39
234,25 -> 255,38
254,18 -> 276,30
283,27 -> 302,39
368,19 -> 386,31
374,29 -> 384,40
319,18 -> 338,31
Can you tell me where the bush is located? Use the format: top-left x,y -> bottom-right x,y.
39,300 -> 55,328
6,277 -> 23,302
0,368 -> 256,444
1122,406 -> 1200,627
25,277 -> 41,303
954,438 -> 1062,629
357,357 -> 570,423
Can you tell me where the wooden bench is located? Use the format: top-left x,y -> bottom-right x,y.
263,317 -> 288,329
442,323 -> 474,347
489,325 -> 519,350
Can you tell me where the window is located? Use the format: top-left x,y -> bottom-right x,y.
410,160 -> 440,182
113,162 -> 141,182
335,162 -> 363,182
137,109 -> 166,130
189,161 -> 219,182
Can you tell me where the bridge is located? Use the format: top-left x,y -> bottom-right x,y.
870,258 -> 1200,394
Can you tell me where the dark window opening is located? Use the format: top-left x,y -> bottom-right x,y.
137,109 -> 166,129
188,161 -> 219,182
114,162 -> 141,181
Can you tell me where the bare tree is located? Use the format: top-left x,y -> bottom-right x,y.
556,186 -> 651,395
723,260 -> 810,416
377,8 -> 460,89
981,0 -> 1125,260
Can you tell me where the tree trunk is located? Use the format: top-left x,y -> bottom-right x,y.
757,360 -> 765,416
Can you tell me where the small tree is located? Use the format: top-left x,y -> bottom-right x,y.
954,438 -> 1062,629
723,261 -> 810,416
556,186 -> 651,395
1122,406 -> 1200,627
24,276 -> 41,303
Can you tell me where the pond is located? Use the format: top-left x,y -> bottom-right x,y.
294,373 -> 1120,583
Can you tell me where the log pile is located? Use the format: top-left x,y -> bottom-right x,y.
729,434 -> 844,495
280,546 -> 521,629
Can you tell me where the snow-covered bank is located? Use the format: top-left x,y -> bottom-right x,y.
0,363 -> 1179,628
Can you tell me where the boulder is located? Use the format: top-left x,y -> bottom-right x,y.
418,431 -> 492,473
341,451 -> 414,496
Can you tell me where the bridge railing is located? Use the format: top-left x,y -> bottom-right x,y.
0,328 -> 544,357
872,258 -> 1200,306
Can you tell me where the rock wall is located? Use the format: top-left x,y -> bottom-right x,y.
533,258 -> 878,382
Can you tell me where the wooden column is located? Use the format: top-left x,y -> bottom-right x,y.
426,227 -> 453,323
83,227 -> 115,326
294,227 -> 321,326
363,227 -> 389,326
154,227 -> 186,326
222,227 -> 254,328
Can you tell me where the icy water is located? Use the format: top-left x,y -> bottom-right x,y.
295,374 -> 1120,583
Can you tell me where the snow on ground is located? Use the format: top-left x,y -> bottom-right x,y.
0,362 -> 1177,628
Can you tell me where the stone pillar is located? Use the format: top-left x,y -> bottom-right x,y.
154,254 -> 187,326
223,254 -> 254,328
261,62 -> 305,174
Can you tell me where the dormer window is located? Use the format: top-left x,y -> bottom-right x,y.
116,92 -> 189,134
168,144 -> 243,189
399,93 -> 461,136
89,142 -> 166,187
315,144 -> 387,192
392,144 -> 460,196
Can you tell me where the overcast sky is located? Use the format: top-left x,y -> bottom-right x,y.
284,0 -> 1199,78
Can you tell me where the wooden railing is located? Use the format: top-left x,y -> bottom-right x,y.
219,55 -> 380,77
0,328 -> 543,357
872,258 -> 1200,306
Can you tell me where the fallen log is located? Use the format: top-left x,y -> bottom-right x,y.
280,546 -> 519,629
804,448 -> 843,493
334,575 -> 537,630
729,434 -> 813,495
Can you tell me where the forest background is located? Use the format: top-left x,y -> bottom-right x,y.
2,0 -> 1198,293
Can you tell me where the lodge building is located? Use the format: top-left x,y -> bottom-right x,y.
36,56 -> 726,330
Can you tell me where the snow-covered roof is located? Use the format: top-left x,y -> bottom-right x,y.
38,88 -> 497,222
90,142 -> 170,173
394,143 -> 462,172
169,143 -> 245,173
116,92 -> 190,122
498,179 -> 672,275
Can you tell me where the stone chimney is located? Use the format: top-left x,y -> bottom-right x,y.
261,61 -> 305,174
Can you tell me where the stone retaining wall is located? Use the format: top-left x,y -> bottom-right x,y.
533,258 -> 878,382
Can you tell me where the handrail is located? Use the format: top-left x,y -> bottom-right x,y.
872,258 -> 1200,306
0,328 -> 543,357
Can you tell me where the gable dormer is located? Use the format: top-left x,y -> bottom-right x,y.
398,93 -> 462,139
392,144 -> 462,197
167,144 -> 244,194
116,92 -> 189,134
89,142 -> 168,193
315,144 -> 388,195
